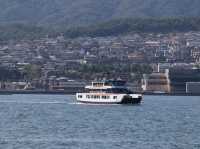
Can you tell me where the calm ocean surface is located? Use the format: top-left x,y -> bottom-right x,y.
0,94 -> 200,149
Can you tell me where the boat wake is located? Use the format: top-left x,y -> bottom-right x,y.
0,100 -> 67,104
0,137 -> 131,143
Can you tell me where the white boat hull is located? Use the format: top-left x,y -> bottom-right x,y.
76,93 -> 142,104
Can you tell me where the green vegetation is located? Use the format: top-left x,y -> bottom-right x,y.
0,24 -> 58,41
23,64 -> 42,80
0,65 -> 42,81
0,0 -> 200,26
64,63 -> 153,81
0,66 -> 22,81
0,17 -> 200,40
77,63 -> 152,74
0,63 -> 152,82
64,17 -> 200,38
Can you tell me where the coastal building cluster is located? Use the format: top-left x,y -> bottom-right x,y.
0,32 -> 200,93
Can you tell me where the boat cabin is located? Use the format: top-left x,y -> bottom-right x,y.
85,80 -> 133,94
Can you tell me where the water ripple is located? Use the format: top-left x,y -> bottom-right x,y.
0,95 -> 199,149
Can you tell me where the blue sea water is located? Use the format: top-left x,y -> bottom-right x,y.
0,94 -> 200,149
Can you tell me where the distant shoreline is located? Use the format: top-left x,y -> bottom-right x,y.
0,90 -> 200,96
143,92 -> 200,96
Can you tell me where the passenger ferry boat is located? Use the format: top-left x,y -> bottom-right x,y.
76,80 -> 142,104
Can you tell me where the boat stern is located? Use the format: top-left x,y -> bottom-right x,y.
121,94 -> 142,104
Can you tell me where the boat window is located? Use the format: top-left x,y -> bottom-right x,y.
106,88 -> 133,94
102,95 -> 106,99
105,80 -> 126,86
93,82 -> 104,87
78,95 -> 82,98
86,95 -> 90,99
88,89 -> 104,93
91,95 -> 100,99
113,96 -> 117,99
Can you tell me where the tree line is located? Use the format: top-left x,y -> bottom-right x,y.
64,17 -> 200,38
0,17 -> 200,40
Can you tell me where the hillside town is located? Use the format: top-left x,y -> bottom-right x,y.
0,32 -> 200,94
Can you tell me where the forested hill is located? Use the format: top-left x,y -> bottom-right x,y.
0,0 -> 200,26
1,18 -> 200,41
64,18 -> 200,38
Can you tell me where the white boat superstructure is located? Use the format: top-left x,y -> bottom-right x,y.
76,80 -> 142,104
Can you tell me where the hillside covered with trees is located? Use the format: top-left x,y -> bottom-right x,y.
64,17 -> 200,38
0,18 -> 200,40
0,0 -> 200,26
